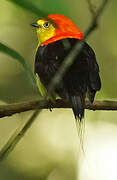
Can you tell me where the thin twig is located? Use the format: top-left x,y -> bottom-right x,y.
84,0 -> 108,38
87,0 -> 96,16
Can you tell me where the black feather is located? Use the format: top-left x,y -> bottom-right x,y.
35,38 -> 101,120
70,95 -> 85,121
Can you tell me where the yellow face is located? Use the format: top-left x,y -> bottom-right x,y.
36,20 -> 55,45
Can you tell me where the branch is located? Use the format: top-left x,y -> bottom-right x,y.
87,0 -> 96,17
0,110 -> 40,161
84,0 -> 108,38
0,100 -> 117,118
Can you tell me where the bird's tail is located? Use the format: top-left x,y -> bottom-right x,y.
70,95 -> 85,153
70,95 -> 85,121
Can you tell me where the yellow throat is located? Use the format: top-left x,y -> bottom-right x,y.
36,20 -> 55,45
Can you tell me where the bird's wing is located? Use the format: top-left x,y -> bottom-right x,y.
62,39 -> 101,99
80,41 -> 101,102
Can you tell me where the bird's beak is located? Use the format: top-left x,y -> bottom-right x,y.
31,22 -> 40,28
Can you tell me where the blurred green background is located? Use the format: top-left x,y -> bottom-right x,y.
0,0 -> 117,179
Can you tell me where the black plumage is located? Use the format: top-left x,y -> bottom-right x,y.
35,38 -> 101,120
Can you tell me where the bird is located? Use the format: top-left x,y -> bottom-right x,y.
31,14 -> 101,121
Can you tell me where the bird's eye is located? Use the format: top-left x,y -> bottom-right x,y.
43,22 -> 50,28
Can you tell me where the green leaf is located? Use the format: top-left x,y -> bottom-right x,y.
0,42 -> 36,85
8,0 -> 48,18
